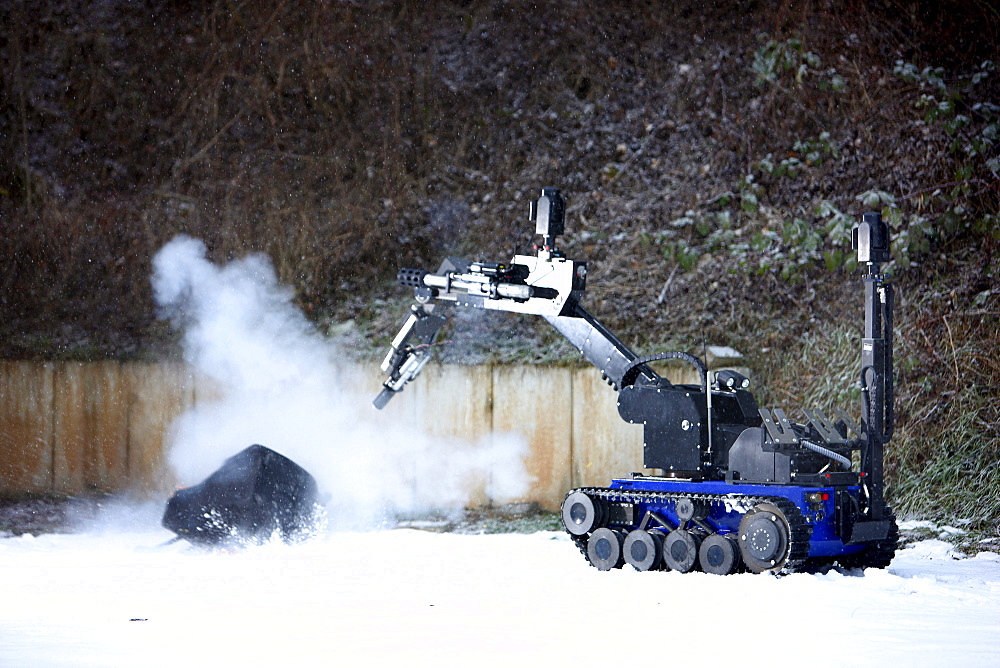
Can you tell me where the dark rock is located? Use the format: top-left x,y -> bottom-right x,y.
162,445 -> 321,547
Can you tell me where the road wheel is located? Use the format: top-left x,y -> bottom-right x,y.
623,529 -> 663,571
587,527 -> 625,571
699,533 -> 742,575
663,528 -> 700,573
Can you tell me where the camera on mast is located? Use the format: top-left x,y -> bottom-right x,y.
530,187 -> 565,251
853,211 -> 890,268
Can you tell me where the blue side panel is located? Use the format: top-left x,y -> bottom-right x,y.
607,477 -> 866,559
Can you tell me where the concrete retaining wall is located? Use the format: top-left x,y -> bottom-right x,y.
0,359 -> 736,510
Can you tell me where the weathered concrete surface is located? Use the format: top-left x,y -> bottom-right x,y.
570,368 -> 645,488
52,361 -> 129,494
0,362 -> 55,494
0,359 -> 749,509
124,362 -> 195,497
415,364 -> 494,506
492,365 -> 572,510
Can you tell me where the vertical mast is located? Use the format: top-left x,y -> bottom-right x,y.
854,212 -> 893,520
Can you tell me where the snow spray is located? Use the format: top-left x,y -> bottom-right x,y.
151,236 -> 529,529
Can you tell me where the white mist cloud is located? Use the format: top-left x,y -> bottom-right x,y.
151,236 -> 529,529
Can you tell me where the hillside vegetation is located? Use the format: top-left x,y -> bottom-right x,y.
1,0 -> 998,538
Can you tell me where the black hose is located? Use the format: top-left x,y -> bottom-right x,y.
801,439 -> 852,470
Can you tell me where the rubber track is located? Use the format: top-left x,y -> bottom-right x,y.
837,508 -> 899,570
565,487 -> 813,575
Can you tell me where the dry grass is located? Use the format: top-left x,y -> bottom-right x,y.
2,1 -> 995,358
888,269 -> 1000,534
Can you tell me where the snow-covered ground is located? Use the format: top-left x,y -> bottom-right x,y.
1,510 -> 997,667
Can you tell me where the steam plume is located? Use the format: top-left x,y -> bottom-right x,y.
151,236 -> 528,529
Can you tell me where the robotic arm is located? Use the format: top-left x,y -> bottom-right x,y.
373,187 -> 655,409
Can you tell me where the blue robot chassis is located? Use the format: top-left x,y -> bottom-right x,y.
374,187 -> 898,575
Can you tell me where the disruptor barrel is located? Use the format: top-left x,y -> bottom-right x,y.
373,188 -> 588,409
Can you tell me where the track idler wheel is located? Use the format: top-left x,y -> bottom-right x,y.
562,491 -> 606,536
662,528 -> 701,573
699,533 -> 742,575
623,529 -> 663,571
738,503 -> 791,573
675,497 -> 709,523
587,528 -> 626,571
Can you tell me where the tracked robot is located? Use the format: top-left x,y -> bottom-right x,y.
374,187 -> 897,574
